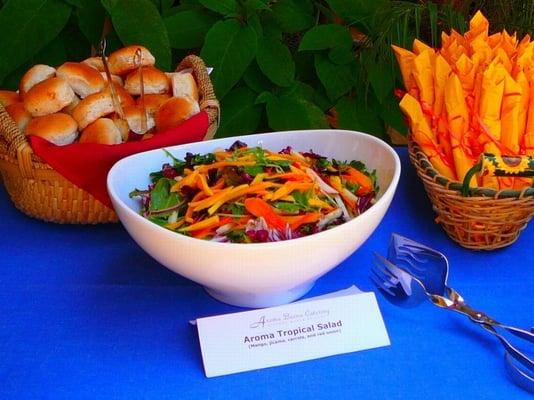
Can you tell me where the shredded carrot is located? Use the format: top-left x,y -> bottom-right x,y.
180,215 -> 220,232
244,198 -> 287,230
343,167 -> 373,195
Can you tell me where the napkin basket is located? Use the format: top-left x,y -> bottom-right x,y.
0,55 -> 219,224
408,138 -> 534,250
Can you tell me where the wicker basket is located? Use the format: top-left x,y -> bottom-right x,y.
0,55 -> 219,224
408,138 -> 534,250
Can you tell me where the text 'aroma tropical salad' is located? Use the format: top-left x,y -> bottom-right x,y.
129,141 -> 378,243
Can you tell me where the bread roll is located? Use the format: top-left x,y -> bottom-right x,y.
24,77 -> 75,117
72,91 -> 114,129
19,64 -> 56,99
79,118 -> 123,144
108,45 -> 155,76
61,95 -> 80,115
125,66 -> 169,95
167,72 -> 199,102
101,72 -> 124,86
26,113 -> 78,145
137,93 -> 170,115
111,115 -> 130,142
82,57 -> 105,72
110,82 -> 135,108
155,97 -> 200,133
5,102 -> 31,131
0,90 -> 20,107
56,62 -> 106,98
124,105 -> 155,135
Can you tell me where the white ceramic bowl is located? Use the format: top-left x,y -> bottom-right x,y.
107,129 -> 401,308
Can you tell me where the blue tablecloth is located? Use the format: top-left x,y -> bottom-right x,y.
1,147 -> 532,399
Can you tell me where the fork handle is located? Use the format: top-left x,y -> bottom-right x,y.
493,323 -> 534,344
480,323 -> 534,374
443,300 -> 534,343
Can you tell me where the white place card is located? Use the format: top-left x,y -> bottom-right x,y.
196,290 -> 390,377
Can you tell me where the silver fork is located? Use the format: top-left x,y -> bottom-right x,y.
389,233 -> 534,343
371,252 -> 534,393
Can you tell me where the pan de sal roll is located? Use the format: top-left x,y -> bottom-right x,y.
138,94 -> 170,115
6,102 -> 31,131
72,91 -> 114,129
155,96 -> 200,133
125,66 -> 169,95
109,45 -> 155,76
101,72 -> 123,86
79,118 -> 123,144
111,115 -> 130,142
56,62 -> 106,98
24,77 -> 75,117
26,113 -> 78,145
124,105 -> 155,135
167,72 -> 199,102
0,90 -> 19,107
19,64 -> 56,99
82,57 -> 105,72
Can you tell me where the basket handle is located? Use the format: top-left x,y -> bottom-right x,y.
175,55 -> 220,140
0,102 -> 31,159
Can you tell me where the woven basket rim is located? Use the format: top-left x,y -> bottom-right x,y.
408,138 -> 534,199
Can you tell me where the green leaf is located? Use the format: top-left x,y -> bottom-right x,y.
314,53 -> 355,100
256,36 -> 295,87
365,59 -> 395,102
271,0 -> 314,33
378,94 -> 407,135
0,0 -> 71,82
216,87 -> 263,138
62,0 -> 82,6
299,24 -> 353,51
328,45 -> 354,65
76,0 -> 106,48
199,0 -> 236,16
255,91 -> 275,104
150,178 -> 181,212
62,21 -> 92,61
109,0 -> 172,71
335,96 -> 385,137
164,9 -> 219,49
200,19 -> 257,99
324,0 -> 388,33
243,60 -> 273,93
100,0 -> 117,13
265,94 -> 329,131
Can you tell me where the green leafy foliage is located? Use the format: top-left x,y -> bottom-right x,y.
216,86 -> 262,138
256,36 -> 295,87
164,9 -> 218,49
0,0 -> 71,83
1,0 -> 502,141
200,19 -> 257,99
108,0 -> 172,70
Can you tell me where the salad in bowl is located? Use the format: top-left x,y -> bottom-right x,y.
107,129 -> 400,308
130,140 -> 379,244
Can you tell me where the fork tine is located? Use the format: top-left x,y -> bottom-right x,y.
372,253 -> 403,282
369,273 -> 398,297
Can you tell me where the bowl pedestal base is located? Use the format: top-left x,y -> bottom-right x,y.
204,281 -> 316,308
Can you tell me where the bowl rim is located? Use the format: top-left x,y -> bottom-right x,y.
107,129 -> 401,249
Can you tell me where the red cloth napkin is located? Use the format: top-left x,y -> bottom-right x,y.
29,111 -> 210,209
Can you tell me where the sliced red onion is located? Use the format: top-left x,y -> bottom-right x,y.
305,168 -> 338,194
